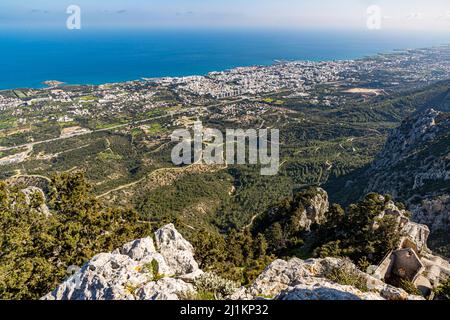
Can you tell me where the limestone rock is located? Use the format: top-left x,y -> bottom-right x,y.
43,224 -> 200,300
43,253 -> 148,300
114,237 -> 156,261
154,223 -> 201,276
421,253 -> 450,287
375,200 -> 431,254
276,281 -> 383,301
379,286 -> 409,301
298,188 -> 329,231
136,278 -> 195,300
411,195 -> 450,232
114,237 -> 174,276
230,257 -> 421,301
401,221 -> 430,253
21,186 -> 51,217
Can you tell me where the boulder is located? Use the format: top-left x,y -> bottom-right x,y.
43,224 -> 200,300
43,253 -> 147,300
113,237 -> 156,261
298,188 -> 329,231
154,224 -> 201,276
276,281 -> 383,300
136,278 -> 194,300
401,222 -> 430,253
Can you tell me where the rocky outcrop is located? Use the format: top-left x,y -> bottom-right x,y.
369,199 -> 450,295
6,175 -> 52,194
410,195 -> 450,232
276,283 -> 382,300
298,188 -> 329,231
43,224 -> 201,300
43,222 -> 447,301
367,109 -> 443,175
351,106 -> 450,292
259,187 -> 330,234
135,278 -> 195,300
420,253 -> 450,288
360,109 -> 450,248
374,197 -> 431,254
230,258 -> 421,301
154,224 -> 201,277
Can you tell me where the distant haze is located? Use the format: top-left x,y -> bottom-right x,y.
2,0 -> 450,31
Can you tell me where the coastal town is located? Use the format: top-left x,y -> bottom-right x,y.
2,47 -> 450,120
1,46 -> 450,177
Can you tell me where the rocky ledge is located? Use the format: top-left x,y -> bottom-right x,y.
43,224 -> 202,300
44,222 -> 446,301
231,257 -> 423,300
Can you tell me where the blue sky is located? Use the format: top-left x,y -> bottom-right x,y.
2,0 -> 450,31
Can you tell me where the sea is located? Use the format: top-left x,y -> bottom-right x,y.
1,28 -> 450,90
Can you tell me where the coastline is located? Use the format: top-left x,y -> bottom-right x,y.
0,51 -> 404,92
1,44 -> 447,92
3,27 -> 449,92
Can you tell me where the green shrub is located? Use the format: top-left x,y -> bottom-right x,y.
326,262 -> 368,292
144,259 -> 164,281
399,279 -> 422,296
435,278 -> 450,300
194,272 -> 239,300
